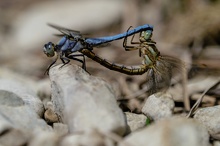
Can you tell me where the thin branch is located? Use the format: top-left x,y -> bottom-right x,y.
186,80 -> 220,118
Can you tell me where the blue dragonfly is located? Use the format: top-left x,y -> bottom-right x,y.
47,23 -> 153,52
43,24 -> 154,73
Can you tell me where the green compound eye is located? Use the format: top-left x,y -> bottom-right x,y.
141,30 -> 153,41
43,42 -> 55,57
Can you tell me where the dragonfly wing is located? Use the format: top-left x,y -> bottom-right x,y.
48,23 -> 82,37
53,34 -> 65,37
48,23 -> 80,33
141,56 -> 183,94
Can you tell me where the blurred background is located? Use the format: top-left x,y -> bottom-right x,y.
0,0 -> 219,112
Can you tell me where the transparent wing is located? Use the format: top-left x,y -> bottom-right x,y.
142,56 -> 184,94
47,23 -> 82,37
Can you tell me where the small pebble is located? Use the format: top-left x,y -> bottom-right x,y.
194,105 -> 220,139
125,112 -> 148,133
53,123 -> 68,136
44,102 -> 59,124
141,92 -> 174,121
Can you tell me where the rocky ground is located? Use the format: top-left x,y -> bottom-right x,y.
0,0 -> 220,146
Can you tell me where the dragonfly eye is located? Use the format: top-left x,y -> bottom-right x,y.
141,30 -> 153,41
43,42 -> 55,57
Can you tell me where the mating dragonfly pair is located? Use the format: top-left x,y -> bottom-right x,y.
44,24 -> 183,93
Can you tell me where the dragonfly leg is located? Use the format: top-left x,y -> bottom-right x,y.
123,27 -> 141,51
130,32 -> 142,44
59,53 -> 86,70
123,37 -> 141,51
44,54 -> 59,75
67,54 -> 89,73
59,53 -> 70,68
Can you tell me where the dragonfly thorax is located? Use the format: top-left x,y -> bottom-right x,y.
141,44 -> 160,67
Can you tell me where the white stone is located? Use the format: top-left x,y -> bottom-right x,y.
0,128 -> 29,146
49,64 -> 126,135
119,117 -> 209,146
0,75 -> 52,144
141,92 -> 174,121
214,141 -> 220,146
194,105 -> 220,139
60,129 -> 114,146
53,123 -> 68,136
125,112 -> 148,133
0,79 -> 44,117
29,131 -> 59,146
0,105 -> 52,132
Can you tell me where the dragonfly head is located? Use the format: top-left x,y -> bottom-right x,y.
43,42 -> 56,57
140,30 -> 153,42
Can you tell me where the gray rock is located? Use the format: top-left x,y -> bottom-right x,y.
125,112 -> 148,133
0,105 -> 52,132
119,117 -> 209,146
0,90 -> 24,106
36,78 -> 51,101
53,123 -> 68,136
214,141 -> 220,146
0,128 -> 29,146
0,78 -> 52,137
0,79 -> 44,117
141,92 -> 174,121
60,129 -> 114,146
29,131 -> 59,146
0,116 -> 12,134
49,64 -> 126,135
194,105 -> 220,139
